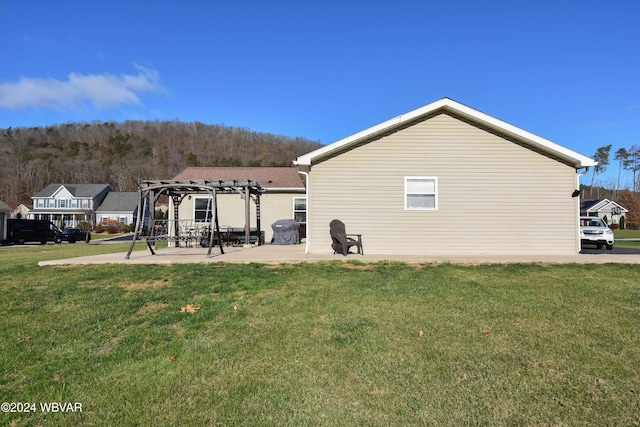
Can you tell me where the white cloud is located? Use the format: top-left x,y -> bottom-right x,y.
0,65 -> 166,111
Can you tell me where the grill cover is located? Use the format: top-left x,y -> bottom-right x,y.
271,219 -> 300,245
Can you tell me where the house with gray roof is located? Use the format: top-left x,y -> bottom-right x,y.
30,184 -> 112,228
96,192 -> 139,226
580,199 -> 628,226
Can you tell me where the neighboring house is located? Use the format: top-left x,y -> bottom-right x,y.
29,184 -> 113,228
0,200 -> 11,243
171,167 -> 307,242
294,98 -> 596,255
96,192 -> 139,226
580,199 -> 628,226
10,203 -> 31,219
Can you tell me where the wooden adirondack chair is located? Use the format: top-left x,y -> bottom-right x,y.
329,219 -> 363,256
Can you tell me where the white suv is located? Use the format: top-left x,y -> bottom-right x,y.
580,216 -> 614,250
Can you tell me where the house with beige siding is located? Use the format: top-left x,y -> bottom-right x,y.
294,98 -> 596,255
171,167 -> 306,242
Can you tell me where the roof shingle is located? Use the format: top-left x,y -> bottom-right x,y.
172,167 -> 304,189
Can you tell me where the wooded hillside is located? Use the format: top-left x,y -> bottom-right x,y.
0,120 -> 323,204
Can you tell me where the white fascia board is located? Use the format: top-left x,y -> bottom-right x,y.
601,200 -> 629,212
444,100 -> 597,169
294,98 -> 597,169
587,199 -> 610,211
294,115 -> 405,166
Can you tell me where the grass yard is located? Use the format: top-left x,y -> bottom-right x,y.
1,244 -> 639,426
614,229 -> 640,249
615,229 -> 640,239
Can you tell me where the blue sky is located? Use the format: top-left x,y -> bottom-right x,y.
1,1 -> 638,187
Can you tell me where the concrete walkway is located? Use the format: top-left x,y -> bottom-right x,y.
38,243 -> 640,266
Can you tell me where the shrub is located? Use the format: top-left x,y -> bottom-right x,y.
121,223 -> 135,233
93,225 -> 107,233
95,219 -> 120,234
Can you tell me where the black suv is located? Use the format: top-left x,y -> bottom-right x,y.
59,228 -> 91,243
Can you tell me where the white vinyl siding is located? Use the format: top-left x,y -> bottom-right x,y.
176,191 -> 305,242
307,113 -> 579,255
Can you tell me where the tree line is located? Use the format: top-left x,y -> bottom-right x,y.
587,144 -> 640,229
589,144 -> 640,197
0,120 -> 323,204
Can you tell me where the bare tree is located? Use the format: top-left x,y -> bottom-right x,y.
0,120 -> 322,204
613,147 -> 631,199
627,145 -> 640,193
617,190 -> 640,229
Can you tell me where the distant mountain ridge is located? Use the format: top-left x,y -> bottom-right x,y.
0,120 -> 323,204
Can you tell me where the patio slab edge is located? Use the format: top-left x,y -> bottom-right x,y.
37,244 -> 640,266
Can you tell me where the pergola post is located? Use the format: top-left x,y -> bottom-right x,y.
207,187 -> 224,258
244,186 -> 251,247
125,188 -> 145,259
171,195 -> 181,248
147,190 -> 155,250
255,193 -> 262,246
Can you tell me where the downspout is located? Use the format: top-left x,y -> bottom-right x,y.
576,166 -> 589,252
297,170 -> 310,254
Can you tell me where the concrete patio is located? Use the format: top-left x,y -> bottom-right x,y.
38,242 -> 640,266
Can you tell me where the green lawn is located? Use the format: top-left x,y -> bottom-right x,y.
614,229 -> 640,249
1,245 -> 639,426
615,229 -> 640,239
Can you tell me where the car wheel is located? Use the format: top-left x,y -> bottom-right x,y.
54,237 -> 62,244
17,238 -> 25,245
607,244 -> 613,250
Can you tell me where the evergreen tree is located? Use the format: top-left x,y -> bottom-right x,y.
590,144 -> 612,198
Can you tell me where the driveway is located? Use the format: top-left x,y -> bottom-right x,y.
580,246 -> 640,255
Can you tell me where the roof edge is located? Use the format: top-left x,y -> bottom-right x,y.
294,98 -> 597,169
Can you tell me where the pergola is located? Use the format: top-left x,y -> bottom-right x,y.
125,179 -> 264,259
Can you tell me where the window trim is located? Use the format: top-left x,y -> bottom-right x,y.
293,196 -> 307,224
404,176 -> 438,210
193,196 -> 213,223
